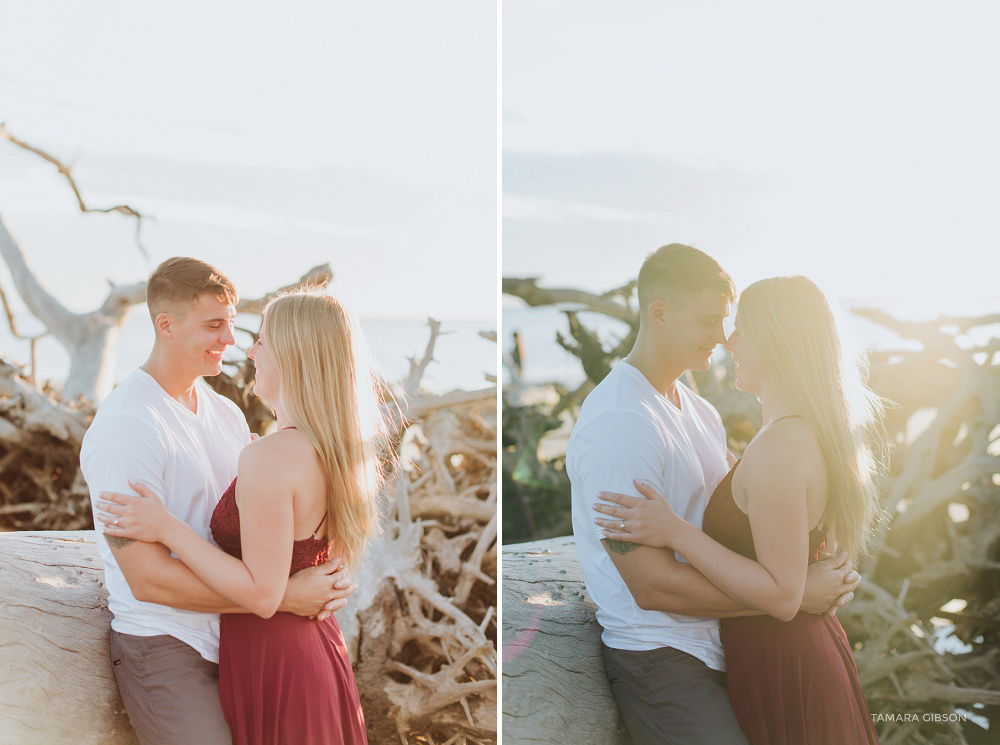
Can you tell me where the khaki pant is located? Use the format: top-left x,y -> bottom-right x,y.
110,630 -> 231,745
602,642 -> 748,745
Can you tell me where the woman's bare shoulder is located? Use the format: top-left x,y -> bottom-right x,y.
238,429 -> 321,481
739,418 -> 825,486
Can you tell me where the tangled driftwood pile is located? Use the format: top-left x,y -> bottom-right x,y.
503,277 -> 999,744
348,323 -> 498,745
0,360 -> 93,530
835,310 -> 1000,745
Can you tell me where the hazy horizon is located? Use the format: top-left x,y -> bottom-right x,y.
504,0 -> 1000,314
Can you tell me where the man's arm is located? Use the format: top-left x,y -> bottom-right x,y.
602,539 -> 858,617
106,535 -> 356,615
108,537 -> 244,612
602,540 -> 761,617
87,416 -> 352,616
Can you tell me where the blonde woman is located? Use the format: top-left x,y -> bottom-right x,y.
97,290 -> 384,745
594,276 -> 883,745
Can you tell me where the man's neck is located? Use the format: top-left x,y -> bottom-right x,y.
141,352 -> 200,412
624,341 -> 686,405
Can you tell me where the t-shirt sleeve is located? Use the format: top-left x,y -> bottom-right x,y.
81,415 -> 168,520
572,409 -> 668,539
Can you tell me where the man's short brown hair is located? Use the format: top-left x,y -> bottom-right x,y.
146,257 -> 237,319
637,244 -> 736,314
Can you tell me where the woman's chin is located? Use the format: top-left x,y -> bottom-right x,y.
250,382 -> 270,403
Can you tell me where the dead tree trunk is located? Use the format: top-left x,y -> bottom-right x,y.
501,536 -> 630,745
0,212 -> 146,403
0,531 -> 137,745
1,207 -> 336,405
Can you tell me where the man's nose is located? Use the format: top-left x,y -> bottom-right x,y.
221,323 -> 236,345
713,322 -> 728,346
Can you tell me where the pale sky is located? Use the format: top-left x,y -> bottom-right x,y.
0,0 -> 496,320
504,0 -> 1000,317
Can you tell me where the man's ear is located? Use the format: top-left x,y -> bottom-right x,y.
648,298 -> 670,327
153,311 -> 173,338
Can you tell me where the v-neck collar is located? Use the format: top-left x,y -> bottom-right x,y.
137,368 -> 202,418
621,361 -> 686,414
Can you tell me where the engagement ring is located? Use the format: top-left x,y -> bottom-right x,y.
620,521 -> 625,531
113,517 -> 119,527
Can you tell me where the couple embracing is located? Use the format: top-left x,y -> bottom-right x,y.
82,258 -> 382,744
569,245 -> 883,744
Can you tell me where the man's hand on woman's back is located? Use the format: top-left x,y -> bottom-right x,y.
800,550 -> 860,616
281,557 -> 358,620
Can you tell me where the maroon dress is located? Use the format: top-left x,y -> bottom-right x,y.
210,478 -> 367,745
702,463 -> 878,745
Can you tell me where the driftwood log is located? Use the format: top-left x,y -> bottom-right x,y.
501,536 -> 629,745
0,531 -> 136,745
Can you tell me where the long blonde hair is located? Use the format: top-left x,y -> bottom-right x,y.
738,276 -> 886,558
262,289 -> 387,570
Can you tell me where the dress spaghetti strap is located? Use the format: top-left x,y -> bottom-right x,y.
766,414 -> 802,426
277,425 -> 328,541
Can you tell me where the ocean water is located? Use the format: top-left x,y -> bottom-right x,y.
503,299 -> 1000,387
0,313 -> 496,396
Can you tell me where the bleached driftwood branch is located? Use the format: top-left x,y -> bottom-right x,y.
502,277 -> 637,323
234,264 -> 333,315
1,124 -> 149,257
343,321 -> 498,743
0,205 -> 336,404
0,210 -> 146,402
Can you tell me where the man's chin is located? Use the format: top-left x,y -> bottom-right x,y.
692,355 -> 713,372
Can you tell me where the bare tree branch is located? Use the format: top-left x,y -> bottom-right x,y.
854,307 -> 1000,346
502,277 -> 636,322
1,123 -> 150,258
235,263 -> 333,314
0,212 -> 84,341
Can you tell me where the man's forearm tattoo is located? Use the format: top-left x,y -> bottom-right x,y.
105,535 -> 136,550
602,538 -> 641,555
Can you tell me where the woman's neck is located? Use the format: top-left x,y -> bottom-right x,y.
757,382 -> 797,427
271,400 -> 294,432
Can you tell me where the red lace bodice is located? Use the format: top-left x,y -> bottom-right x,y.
210,478 -> 331,575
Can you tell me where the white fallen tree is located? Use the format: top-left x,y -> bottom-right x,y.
501,535 -> 630,745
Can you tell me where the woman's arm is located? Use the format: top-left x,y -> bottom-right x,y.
596,426 -> 825,621
99,438 -> 297,618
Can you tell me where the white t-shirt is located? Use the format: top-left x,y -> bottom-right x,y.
80,368 -> 251,663
568,361 -> 731,671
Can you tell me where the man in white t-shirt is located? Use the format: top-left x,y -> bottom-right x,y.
80,257 -> 355,745
568,244 -> 859,744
